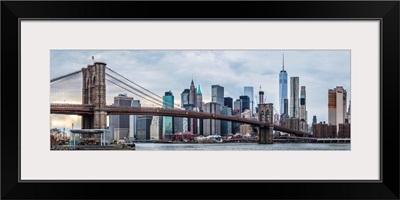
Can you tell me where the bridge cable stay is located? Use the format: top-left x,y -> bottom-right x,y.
105,70 -> 182,109
50,71 -> 82,104
105,72 -> 174,107
50,70 -> 82,83
106,79 -> 165,107
105,73 -> 182,109
106,67 -> 182,108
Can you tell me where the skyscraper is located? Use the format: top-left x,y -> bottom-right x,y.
110,94 -> 133,140
196,85 -> 203,111
150,116 -> 162,140
162,91 -> 174,138
328,86 -> 348,133
189,80 -> 196,106
136,115 -> 153,140
244,86 -> 254,115
300,86 -> 307,122
233,99 -> 241,112
220,106 -> 232,136
211,85 -> 224,107
224,97 -> 233,108
290,77 -> 299,118
239,95 -> 250,113
203,102 -> 221,136
279,54 -> 288,116
181,89 -> 190,107
195,85 -> 203,135
300,86 -> 307,132
129,99 -> 141,139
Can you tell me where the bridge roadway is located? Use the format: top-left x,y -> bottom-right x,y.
50,103 -> 305,136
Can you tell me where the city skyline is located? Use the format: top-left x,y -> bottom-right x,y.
50,50 -> 351,126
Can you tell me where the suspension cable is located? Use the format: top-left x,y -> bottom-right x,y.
106,79 -> 165,107
50,70 -> 82,83
106,67 -> 181,108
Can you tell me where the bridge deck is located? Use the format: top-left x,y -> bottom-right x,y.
50,103 -> 306,136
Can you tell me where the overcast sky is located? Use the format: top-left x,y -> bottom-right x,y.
50,50 -> 350,128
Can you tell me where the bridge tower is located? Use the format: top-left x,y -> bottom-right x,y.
258,103 -> 274,144
81,62 -> 107,129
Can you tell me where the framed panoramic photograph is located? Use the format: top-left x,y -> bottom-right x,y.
2,1 -> 399,200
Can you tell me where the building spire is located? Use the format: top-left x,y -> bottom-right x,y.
282,53 -> 285,71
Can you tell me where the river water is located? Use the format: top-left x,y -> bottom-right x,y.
134,143 -> 351,151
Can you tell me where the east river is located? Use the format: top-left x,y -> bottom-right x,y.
134,143 -> 351,151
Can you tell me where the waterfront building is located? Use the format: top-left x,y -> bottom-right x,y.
203,102 -> 221,136
279,54 -> 288,116
239,95 -> 250,113
211,85 -> 224,107
239,124 -> 252,135
136,115 -> 153,140
109,94 -> 133,140
224,97 -> 233,108
174,117 -> 184,134
129,99 -> 141,139
346,100 -> 351,123
244,86 -> 254,116
312,122 -> 337,138
162,91 -> 174,138
328,86 -> 348,133
220,106 -> 232,136
281,117 -> 300,132
290,77 -> 299,118
150,116 -> 162,140
338,123 -> 351,138
299,86 -> 308,132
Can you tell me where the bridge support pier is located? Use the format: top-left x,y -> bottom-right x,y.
259,126 -> 273,144
81,115 -> 93,129
81,62 -> 107,129
258,103 -> 274,144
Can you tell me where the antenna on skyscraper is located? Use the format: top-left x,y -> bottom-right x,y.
282,53 -> 285,70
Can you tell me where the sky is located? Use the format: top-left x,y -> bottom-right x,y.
50,50 -> 351,130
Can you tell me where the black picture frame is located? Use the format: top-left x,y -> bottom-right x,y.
1,1 -> 399,199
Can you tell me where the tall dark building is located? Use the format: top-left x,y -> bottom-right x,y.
203,102 -> 221,136
224,97 -> 233,108
211,85 -> 224,106
163,91 -> 174,137
136,115 -> 153,140
220,106 -> 232,136
239,95 -> 250,113
181,89 -> 190,107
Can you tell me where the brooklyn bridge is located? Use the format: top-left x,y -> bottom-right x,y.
50,62 -> 307,144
